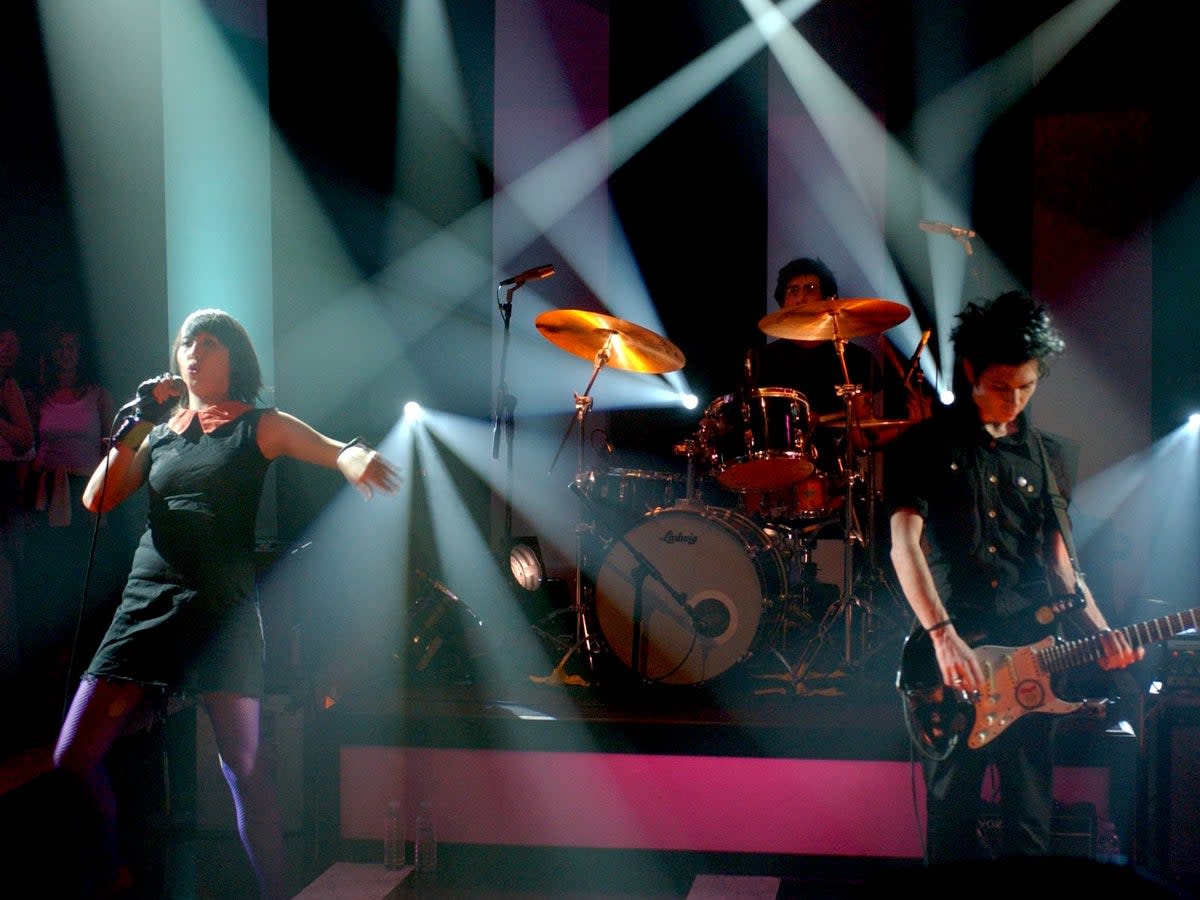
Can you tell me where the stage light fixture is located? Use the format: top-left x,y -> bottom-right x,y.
509,537 -> 546,592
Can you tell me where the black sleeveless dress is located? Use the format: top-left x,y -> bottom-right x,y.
87,407 -> 272,696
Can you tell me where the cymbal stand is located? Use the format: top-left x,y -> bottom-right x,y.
541,338 -> 615,685
847,447 -> 911,663
829,331 -> 869,667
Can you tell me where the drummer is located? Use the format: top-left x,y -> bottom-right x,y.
749,257 -> 921,473
730,257 -> 938,523
753,257 -> 885,432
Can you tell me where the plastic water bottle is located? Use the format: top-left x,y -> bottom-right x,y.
384,800 -> 406,869
413,799 -> 438,875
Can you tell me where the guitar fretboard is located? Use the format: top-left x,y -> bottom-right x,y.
1037,607 -> 1200,673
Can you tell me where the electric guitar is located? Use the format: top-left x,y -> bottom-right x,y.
896,605 -> 1200,760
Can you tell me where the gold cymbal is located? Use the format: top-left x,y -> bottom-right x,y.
759,298 -> 911,341
856,417 -> 917,430
852,417 -> 915,449
535,309 -> 686,374
818,416 -> 916,450
818,415 -> 913,430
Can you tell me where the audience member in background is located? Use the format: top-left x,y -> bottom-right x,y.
19,322 -> 125,732
0,317 -> 34,694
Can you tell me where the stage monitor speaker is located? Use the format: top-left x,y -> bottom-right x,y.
1162,634 -> 1200,694
1141,693 -> 1200,881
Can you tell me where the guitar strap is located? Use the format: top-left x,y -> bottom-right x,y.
1032,429 -> 1085,584
1034,430 -> 1138,699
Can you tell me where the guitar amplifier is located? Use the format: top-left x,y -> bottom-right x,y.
978,802 -> 1096,857
1140,693 -> 1200,882
1162,633 -> 1200,694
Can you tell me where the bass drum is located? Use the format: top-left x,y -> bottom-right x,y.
593,505 -> 786,686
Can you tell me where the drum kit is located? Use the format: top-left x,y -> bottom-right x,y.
530,298 -> 921,689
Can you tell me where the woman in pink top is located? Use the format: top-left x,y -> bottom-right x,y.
0,317 -> 34,688
19,323 -> 125,731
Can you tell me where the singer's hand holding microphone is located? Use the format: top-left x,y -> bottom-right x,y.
112,373 -> 187,450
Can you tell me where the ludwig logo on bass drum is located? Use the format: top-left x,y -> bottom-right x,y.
659,530 -> 698,545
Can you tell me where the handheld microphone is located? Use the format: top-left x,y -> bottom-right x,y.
117,373 -> 187,415
499,264 -> 556,287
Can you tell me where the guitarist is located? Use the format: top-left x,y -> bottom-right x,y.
884,291 -> 1143,864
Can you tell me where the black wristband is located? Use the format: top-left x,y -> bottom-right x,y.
925,618 -> 952,634
338,436 -> 368,457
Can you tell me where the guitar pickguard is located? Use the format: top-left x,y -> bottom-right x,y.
967,639 -> 1081,749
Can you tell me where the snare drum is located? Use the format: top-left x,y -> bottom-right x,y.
580,467 -> 683,518
740,469 -> 842,522
697,387 -> 816,493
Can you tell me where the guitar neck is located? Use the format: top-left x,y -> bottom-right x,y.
1037,607 -> 1200,674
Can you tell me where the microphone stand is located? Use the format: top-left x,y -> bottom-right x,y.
494,284 -> 519,545
610,530 -> 694,681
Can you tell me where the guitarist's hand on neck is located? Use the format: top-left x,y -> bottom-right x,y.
1049,546 -> 1145,671
1094,625 -> 1144,670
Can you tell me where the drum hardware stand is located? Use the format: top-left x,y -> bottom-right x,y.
537,339 -> 616,686
671,436 -> 707,505
770,519 -> 857,687
827,328 -> 871,668
760,528 -> 827,688
845,457 -> 911,673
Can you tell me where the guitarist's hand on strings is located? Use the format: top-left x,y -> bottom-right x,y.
928,621 -> 984,693
890,512 -> 988,692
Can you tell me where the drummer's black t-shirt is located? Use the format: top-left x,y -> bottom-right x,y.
753,339 -> 881,418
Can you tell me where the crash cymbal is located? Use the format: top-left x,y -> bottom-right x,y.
536,309 -> 686,374
759,298 -> 911,341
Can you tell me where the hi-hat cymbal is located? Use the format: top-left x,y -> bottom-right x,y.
819,416 -> 916,450
759,298 -> 911,341
819,416 -> 917,430
536,309 -> 686,374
